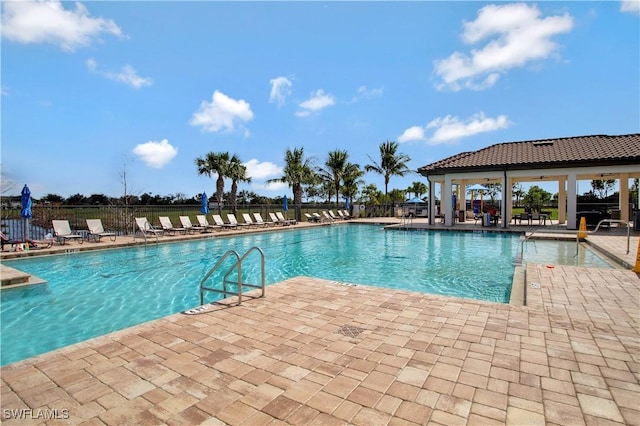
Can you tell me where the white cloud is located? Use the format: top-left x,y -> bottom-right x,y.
252,181 -> 288,193
269,76 -> 292,107
243,159 -> 286,193
349,85 -> 384,103
296,89 -> 335,116
426,112 -> 510,144
434,3 -> 573,91
398,126 -> 425,143
244,159 -> 282,180
86,58 -> 152,89
190,90 -> 254,133
1,0 -> 122,51
132,139 -> 178,168
621,0 -> 640,14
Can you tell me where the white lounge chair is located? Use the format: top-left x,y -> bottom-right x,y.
212,214 -> 236,230
196,214 -> 221,232
276,211 -> 296,225
243,213 -> 264,228
179,216 -> 206,234
86,219 -> 116,242
159,216 -> 186,236
227,213 -> 251,228
269,212 -> 286,226
305,213 -> 320,222
322,211 -> 335,222
328,210 -> 341,220
135,217 -> 163,238
52,220 -> 84,245
253,213 -> 275,227
313,212 -> 327,222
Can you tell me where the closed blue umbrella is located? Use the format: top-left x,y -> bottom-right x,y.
282,195 -> 288,212
201,191 -> 209,214
21,184 -> 32,241
344,197 -> 350,211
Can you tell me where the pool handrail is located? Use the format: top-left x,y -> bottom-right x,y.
199,246 -> 265,306
589,219 -> 632,254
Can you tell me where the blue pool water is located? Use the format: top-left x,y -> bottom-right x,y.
0,225 -> 609,365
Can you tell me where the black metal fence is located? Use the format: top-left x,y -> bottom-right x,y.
0,203 -> 357,241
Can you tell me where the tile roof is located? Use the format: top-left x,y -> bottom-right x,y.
418,133 -> 640,175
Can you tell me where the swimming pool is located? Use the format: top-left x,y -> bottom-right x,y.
0,224 -> 608,365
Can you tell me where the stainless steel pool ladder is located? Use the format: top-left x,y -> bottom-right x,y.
199,246 -> 265,306
133,220 -> 159,246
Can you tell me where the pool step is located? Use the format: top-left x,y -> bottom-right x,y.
0,264 -> 45,287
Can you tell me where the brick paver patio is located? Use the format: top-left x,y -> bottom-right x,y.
1,220 -> 639,424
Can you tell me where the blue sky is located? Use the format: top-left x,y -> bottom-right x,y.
2,1 -> 639,200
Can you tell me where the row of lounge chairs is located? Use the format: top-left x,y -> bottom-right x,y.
4,210 -> 349,249
304,209 -> 351,222
135,212 -> 299,237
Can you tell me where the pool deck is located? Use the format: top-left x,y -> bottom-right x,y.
1,218 -> 639,425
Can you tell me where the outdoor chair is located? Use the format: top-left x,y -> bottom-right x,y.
212,214 -> 237,230
269,212 -> 286,226
196,215 -> 221,232
305,213 -> 320,222
531,213 -> 542,225
52,220 -> 84,245
253,213 -> 275,227
1,231 -> 17,251
135,217 -> 163,238
179,216 -> 206,234
276,211 -> 296,225
322,211 -> 334,222
328,210 -> 341,220
243,213 -> 264,228
227,213 -> 251,228
519,212 -> 531,225
86,219 -> 117,242
159,216 -> 187,236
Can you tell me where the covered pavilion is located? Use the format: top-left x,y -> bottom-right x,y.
417,133 -> 640,229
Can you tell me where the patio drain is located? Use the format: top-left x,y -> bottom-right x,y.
336,325 -> 365,338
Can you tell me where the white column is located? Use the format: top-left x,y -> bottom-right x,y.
567,173 -> 577,229
460,180 -> 467,218
558,177 -> 566,224
428,179 -> 435,225
619,173 -> 629,222
501,174 -> 508,228
443,176 -> 453,226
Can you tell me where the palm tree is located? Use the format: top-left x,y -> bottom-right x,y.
341,162 -> 364,210
227,154 -> 251,213
407,181 -> 428,199
267,147 -> 315,222
195,151 -> 231,215
318,149 -> 348,205
365,141 -> 411,216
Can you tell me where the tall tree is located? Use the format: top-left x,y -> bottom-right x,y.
318,149 -> 348,205
361,184 -> 382,204
341,162 -> 364,207
365,141 -> 411,216
590,179 -> 616,199
406,181 -> 427,199
267,147 -> 315,222
228,155 -> 251,213
195,151 -> 231,215
512,183 -> 525,207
